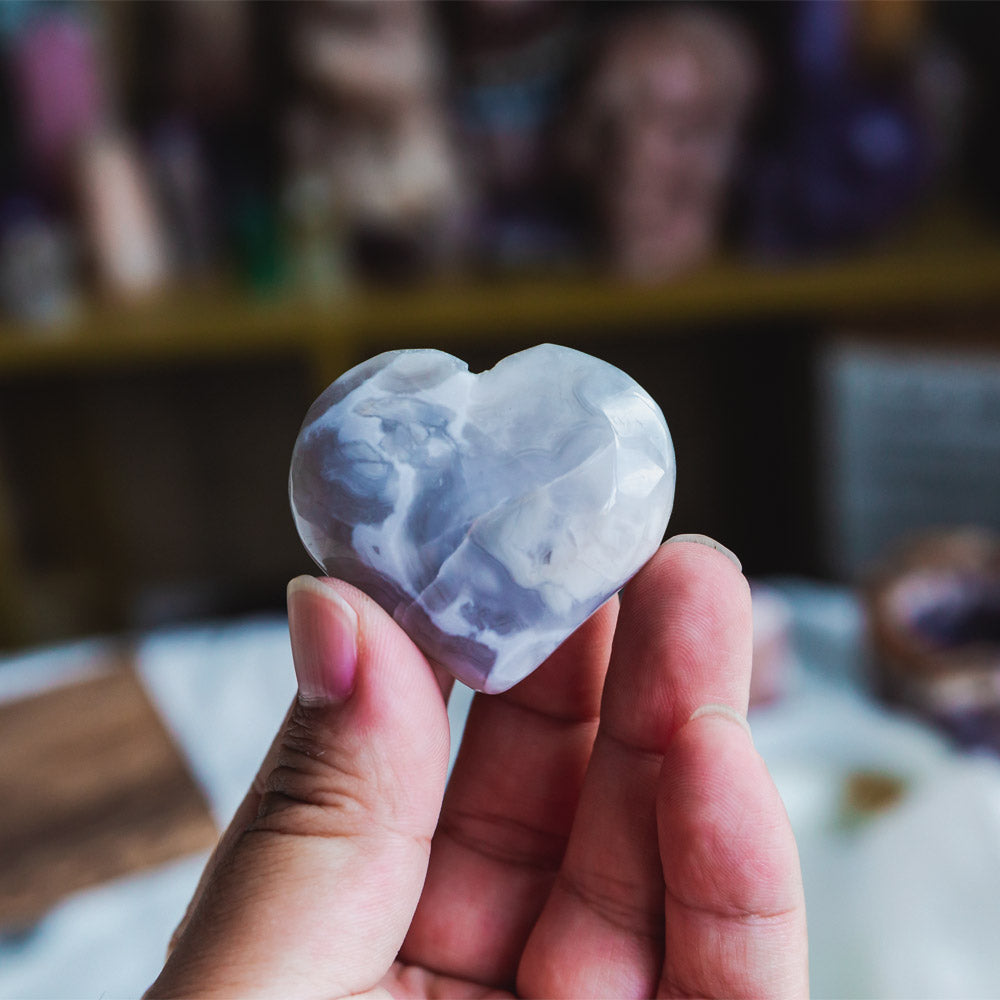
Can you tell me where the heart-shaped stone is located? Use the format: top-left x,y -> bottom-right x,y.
289,344 -> 675,693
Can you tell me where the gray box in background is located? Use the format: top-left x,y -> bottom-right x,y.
820,338 -> 1000,578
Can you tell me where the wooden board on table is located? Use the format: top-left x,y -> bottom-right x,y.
0,656 -> 217,928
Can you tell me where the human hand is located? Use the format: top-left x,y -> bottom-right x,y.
147,535 -> 808,998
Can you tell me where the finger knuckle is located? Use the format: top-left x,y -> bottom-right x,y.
253,705 -> 372,838
559,867 -> 665,940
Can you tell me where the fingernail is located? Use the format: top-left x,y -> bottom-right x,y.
287,576 -> 358,706
665,533 -> 742,571
689,703 -> 753,743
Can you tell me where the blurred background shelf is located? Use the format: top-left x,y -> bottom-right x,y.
5,233 -> 1000,377
3,0 -> 1000,657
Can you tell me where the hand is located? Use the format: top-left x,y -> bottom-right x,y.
148,536 -> 808,999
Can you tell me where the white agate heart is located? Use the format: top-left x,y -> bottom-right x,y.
289,344 -> 675,693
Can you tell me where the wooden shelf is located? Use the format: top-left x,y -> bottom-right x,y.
350,243 -> 1000,342
3,237 -> 1000,377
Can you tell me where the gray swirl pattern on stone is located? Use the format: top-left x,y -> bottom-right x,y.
289,344 -> 675,693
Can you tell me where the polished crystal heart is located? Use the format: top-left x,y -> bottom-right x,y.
289,344 -> 675,693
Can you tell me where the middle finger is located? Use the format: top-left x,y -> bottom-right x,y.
401,596 -> 619,989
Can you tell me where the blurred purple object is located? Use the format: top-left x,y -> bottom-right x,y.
8,8 -> 106,190
0,197 -> 78,328
869,529 -> 1000,758
745,1 -> 932,258
148,120 -> 217,278
448,0 -> 582,271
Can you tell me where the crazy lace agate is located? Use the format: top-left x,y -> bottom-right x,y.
289,344 -> 675,693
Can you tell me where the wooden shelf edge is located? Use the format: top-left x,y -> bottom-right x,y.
3,244 -> 1000,375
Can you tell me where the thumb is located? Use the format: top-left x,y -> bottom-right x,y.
148,577 -> 451,999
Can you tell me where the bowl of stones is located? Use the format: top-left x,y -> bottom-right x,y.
868,528 -> 1000,753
